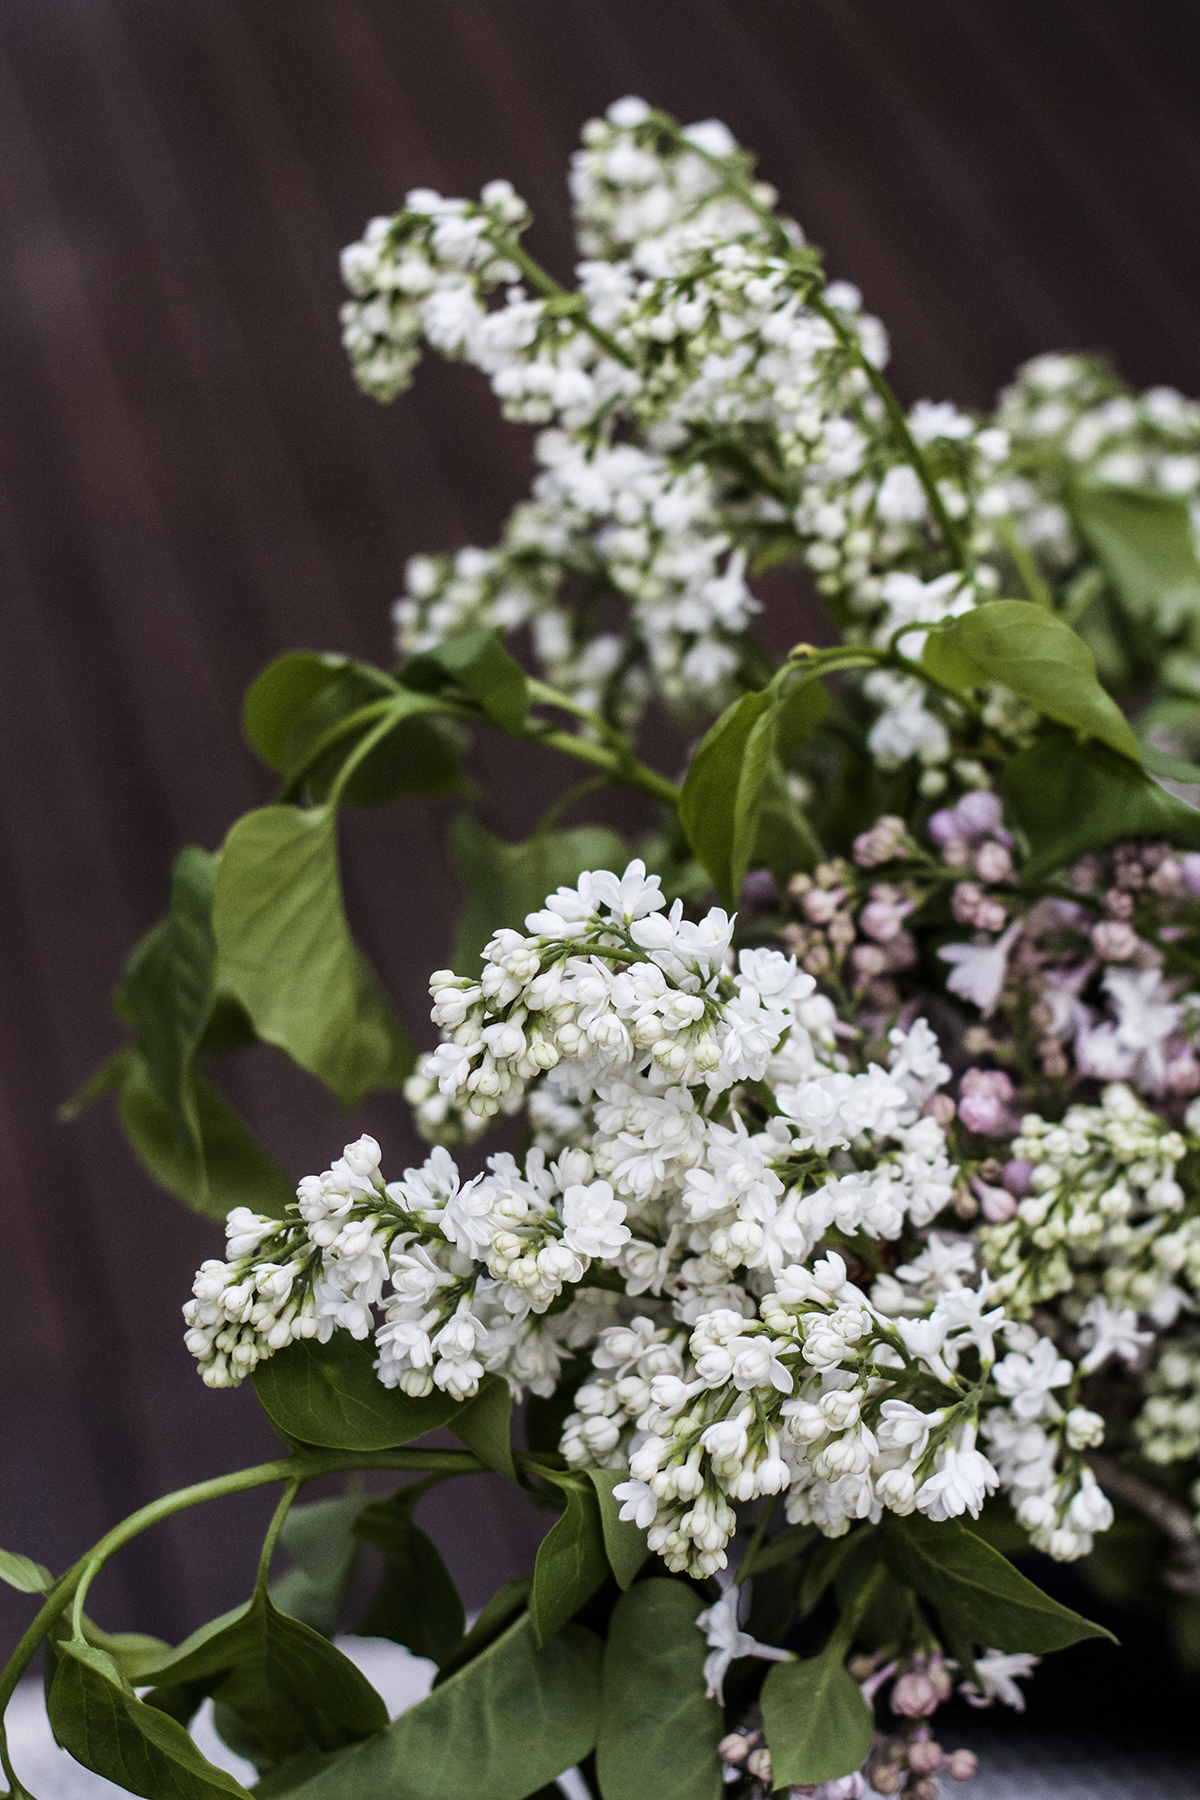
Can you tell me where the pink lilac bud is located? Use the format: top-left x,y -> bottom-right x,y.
883,929 -> 918,972
975,897 -> 1009,932
861,899 -> 908,942
1091,920 -> 1138,961
973,840 -> 1013,883
718,1733 -> 751,1766
952,881 -> 984,924
1002,1158 -> 1034,1196
1167,1053 -> 1200,1095
870,1768 -> 903,1796
1181,853 -> 1200,895
927,807 -> 961,847
955,790 -> 1004,839
1103,887 -> 1134,919
853,815 -> 908,867
946,1749 -> 979,1780
958,1068 -> 1014,1135
804,886 -> 845,924
923,1093 -> 957,1126
971,1177 -> 1017,1222
1071,854 -> 1100,891
852,943 -> 889,982
907,1739 -> 944,1775
891,1672 -> 944,1718
911,1781 -> 940,1800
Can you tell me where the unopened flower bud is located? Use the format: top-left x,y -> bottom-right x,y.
746,1747 -> 772,1782
908,1738 -> 944,1774
946,1748 -> 979,1780
718,1733 -> 750,1766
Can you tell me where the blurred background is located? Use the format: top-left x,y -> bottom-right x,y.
2,0 -> 1200,1741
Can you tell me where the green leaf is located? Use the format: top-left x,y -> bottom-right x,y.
532,1475 -> 610,1644
881,1514 -> 1114,1653
680,676 -> 822,906
253,1333 -> 463,1452
120,847 -> 218,1166
596,1579 -> 722,1800
244,655 -> 459,807
401,628 -> 530,735
449,813 -> 629,975
1073,485 -> 1200,635
450,1374 -> 517,1481
0,1547 -> 52,1593
120,1052 -> 294,1220
432,1575 -> 532,1688
760,1648 -> 873,1788
49,1640 -> 254,1800
1142,744 -> 1200,785
354,1497 -> 465,1666
213,806 -> 413,1107
140,1590 -> 387,1767
272,1496 -> 367,1637
281,1614 -> 601,1800
1004,733 -> 1200,881
680,688 -> 769,906
922,598 -> 1140,761
584,1470 -> 650,1591
245,655 -> 370,773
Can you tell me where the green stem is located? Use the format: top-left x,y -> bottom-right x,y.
0,1449 -> 482,1724
276,697 -> 399,804
533,776 -> 612,837
733,1493 -> 780,1585
651,114 -> 971,574
994,515 -> 1054,609
499,239 -> 637,371
255,1481 -> 302,1595
826,1558 -> 887,1660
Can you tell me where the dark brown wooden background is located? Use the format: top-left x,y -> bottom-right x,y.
2,0 -> 1199,1666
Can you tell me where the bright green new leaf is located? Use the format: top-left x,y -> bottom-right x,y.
680,675 -> 823,906
49,1640 -> 254,1800
450,1374 -> 517,1481
1004,733 -> 1200,881
354,1494 -> 465,1666
401,628 -> 530,735
1073,485 -> 1200,634
213,805 -> 413,1107
120,1053 -> 294,1221
922,599 -> 1140,761
0,1547 -> 52,1593
283,1615 -> 601,1800
680,688 -> 769,906
760,1648 -> 873,1787
253,1333 -> 464,1451
449,813 -> 629,975
584,1469 -> 650,1590
882,1515 -> 1113,1653
531,1474 -> 610,1644
596,1579 -> 723,1800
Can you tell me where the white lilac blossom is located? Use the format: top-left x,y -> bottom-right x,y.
189,860 -> 1123,1582
694,1585 -> 792,1703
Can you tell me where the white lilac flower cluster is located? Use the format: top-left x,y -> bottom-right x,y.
341,98 -> 916,721
996,352 -> 1200,571
342,100 -> 1200,797
189,858 -> 1115,1582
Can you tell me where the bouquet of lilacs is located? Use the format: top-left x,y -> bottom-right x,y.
8,99 -> 1200,1800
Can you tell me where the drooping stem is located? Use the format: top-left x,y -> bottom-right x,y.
498,238 -> 636,371
0,1448 -> 483,1725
